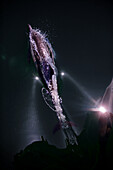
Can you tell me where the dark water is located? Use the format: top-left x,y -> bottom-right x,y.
1,0 -> 113,169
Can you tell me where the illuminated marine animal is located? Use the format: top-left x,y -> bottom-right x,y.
28,24 -> 77,144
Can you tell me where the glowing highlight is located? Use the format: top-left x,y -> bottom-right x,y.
99,106 -> 106,113
61,72 -> 65,76
35,76 -> 39,80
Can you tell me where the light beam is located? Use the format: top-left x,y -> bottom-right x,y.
65,72 -> 96,105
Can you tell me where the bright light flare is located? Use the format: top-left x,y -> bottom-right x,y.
61,72 -> 65,76
35,76 -> 39,80
99,106 -> 106,113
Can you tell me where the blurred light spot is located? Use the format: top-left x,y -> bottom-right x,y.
99,106 -> 106,113
35,76 -> 39,80
61,72 -> 65,76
